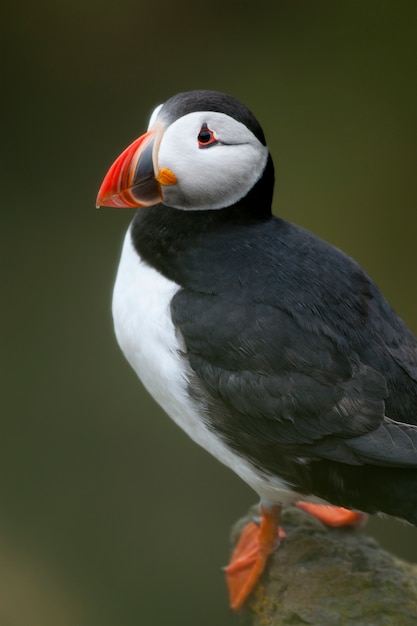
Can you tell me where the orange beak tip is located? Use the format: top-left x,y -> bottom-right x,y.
96,129 -> 164,209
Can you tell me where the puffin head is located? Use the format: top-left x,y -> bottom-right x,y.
96,90 -> 272,212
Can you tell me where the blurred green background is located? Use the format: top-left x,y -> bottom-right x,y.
2,1 -> 416,624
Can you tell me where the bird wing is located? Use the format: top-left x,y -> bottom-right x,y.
171,289 -> 417,468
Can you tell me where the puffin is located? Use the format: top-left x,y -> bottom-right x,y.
97,90 -> 417,610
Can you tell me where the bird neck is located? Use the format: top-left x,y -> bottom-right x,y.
130,154 -> 275,284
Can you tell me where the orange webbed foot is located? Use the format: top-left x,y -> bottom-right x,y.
225,504 -> 284,611
295,501 -> 368,528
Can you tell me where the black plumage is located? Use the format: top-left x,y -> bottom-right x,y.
131,190 -> 417,523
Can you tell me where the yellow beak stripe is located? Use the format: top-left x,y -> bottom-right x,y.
156,168 -> 177,186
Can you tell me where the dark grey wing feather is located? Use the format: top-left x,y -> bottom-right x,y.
173,293 -> 379,434
345,419 -> 417,466
168,214 -> 417,470
367,291 -> 417,383
171,287 -> 417,468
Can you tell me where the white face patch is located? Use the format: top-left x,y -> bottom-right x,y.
155,111 -> 269,211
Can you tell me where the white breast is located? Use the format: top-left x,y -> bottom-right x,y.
112,226 -> 299,506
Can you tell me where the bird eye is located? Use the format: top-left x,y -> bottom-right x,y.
197,123 -> 218,148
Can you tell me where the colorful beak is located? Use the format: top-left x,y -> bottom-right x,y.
96,127 -> 175,208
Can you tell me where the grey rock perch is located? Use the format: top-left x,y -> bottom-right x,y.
230,506 -> 417,626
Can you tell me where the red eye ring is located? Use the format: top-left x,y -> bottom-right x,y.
198,123 -> 218,148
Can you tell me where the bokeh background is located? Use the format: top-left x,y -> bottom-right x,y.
2,1 -> 417,625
